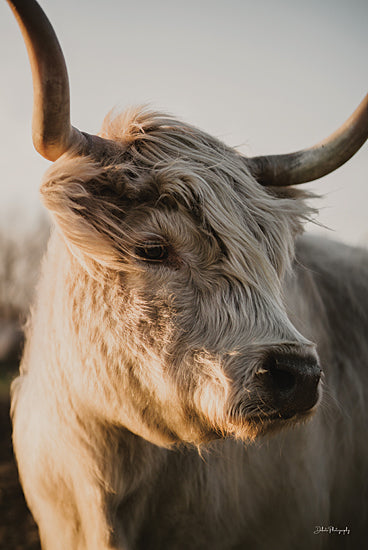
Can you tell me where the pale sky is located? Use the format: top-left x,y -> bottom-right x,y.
0,0 -> 367,244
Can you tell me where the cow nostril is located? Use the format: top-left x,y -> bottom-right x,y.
269,366 -> 296,393
257,350 -> 321,415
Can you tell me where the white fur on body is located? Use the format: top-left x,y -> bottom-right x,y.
11,110 -> 368,549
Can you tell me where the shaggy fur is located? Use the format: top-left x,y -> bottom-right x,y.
12,108 -> 368,549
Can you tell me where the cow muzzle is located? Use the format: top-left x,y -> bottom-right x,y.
254,348 -> 321,419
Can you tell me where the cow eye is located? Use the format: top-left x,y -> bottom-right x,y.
135,243 -> 169,262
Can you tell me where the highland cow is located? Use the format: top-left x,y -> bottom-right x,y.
6,1 -> 368,549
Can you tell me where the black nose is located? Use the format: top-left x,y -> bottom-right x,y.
257,351 -> 321,416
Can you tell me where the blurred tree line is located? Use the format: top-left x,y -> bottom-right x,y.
0,216 -> 49,385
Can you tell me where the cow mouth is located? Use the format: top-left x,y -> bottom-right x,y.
224,404 -> 318,440
249,408 -> 313,422
230,399 -> 318,424
244,405 -> 317,434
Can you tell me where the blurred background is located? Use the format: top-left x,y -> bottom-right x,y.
0,1 -> 366,547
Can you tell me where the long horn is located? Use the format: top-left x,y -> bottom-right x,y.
6,0 -> 115,161
6,0 -> 81,160
248,93 -> 368,186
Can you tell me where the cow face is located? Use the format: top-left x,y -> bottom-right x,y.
41,108 -> 321,446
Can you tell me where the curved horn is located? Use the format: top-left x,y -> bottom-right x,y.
6,0 -> 96,161
248,93 -> 368,186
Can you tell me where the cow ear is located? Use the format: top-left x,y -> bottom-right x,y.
40,156 -> 128,272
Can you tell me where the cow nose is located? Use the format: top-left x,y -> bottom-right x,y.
257,351 -> 321,416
